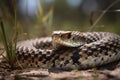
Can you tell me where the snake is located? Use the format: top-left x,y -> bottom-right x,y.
15,31 -> 120,70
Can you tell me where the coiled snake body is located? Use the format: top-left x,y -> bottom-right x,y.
16,31 -> 120,69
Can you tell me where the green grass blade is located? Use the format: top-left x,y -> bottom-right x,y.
0,20 -> 10,61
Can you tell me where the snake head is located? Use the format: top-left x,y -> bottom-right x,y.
52,31 -> 86,48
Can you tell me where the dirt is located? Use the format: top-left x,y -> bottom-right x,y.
0,60 -> 119,80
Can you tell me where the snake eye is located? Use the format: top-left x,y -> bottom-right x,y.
60,33 -> 71,39
67,33 -> 71,39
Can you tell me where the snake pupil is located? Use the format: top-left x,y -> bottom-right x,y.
67,33 -> 71,39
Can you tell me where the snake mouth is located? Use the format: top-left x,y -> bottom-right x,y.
53,39 -> 85,48
58,40 -> 84,47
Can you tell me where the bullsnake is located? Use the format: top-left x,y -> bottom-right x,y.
16,31 -> 120,69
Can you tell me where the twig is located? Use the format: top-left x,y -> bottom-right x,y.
89,0 -> 120,31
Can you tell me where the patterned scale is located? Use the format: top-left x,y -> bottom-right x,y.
16,31 -> 120,69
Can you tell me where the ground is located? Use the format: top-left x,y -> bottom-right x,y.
0,60 -> 119,80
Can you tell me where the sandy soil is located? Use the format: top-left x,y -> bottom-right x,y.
0,60 -> 119,80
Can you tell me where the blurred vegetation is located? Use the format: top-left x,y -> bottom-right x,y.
0,0 -> 120,42
0,0 -> 18,68
0,19 -> 18,68
0,0 -> 120,69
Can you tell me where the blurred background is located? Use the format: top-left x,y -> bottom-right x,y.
0,0 -> 120,41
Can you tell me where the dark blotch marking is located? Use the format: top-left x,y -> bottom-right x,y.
28,53 -> 31,58
31,49 -> 35,54
87,51 -> 93,56
34,53 -> 38,58
43,56 -> 52,64
50,52 -> 56,58
64,60 -> 69,65
101,57 -> 104,61
31,56 -> 34,62
42,54 -> 46,59
60,64 -> 63,67
46,56 -> 52,61
39,56 -> 43,61
30,64 -> 32,67
104,53 -> 108,55
46,51 -> 51,54
37,65 -> 40,67
51,55 -> 60,67
94,59 -> 97,62
90,48 -> 97,54
71,51 -> 80,64
61,57 -> 64,60
109,54 -> 112,57
35,61 -> 38,65
52,55 -> 59,63
51,63 -> 55,67
24,54 -> 28,60
17,53 -> 22,60
94,53 -> 98,57
67,33 -> 71,39
39,51 -> 42,54
86,46 -> 97,56
85,57 -> 88,59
